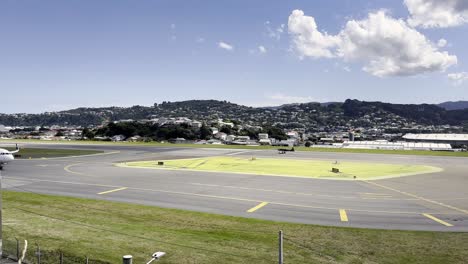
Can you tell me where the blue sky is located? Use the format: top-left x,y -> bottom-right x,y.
1,0 -> 467,113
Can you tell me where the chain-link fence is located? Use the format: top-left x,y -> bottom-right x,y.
2,237 -> 110,264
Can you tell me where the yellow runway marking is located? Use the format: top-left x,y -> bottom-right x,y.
191,182 -> 355,199
3,176 -> 463,216
423,213 -> 453,227
247,202 -> 269,213
362,180 -> 468,215
98,187 -> 128,195
339,209 -> 349,222
64,163 -> 87,176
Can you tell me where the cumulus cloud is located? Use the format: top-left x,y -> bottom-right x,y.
288,9 -> 457,77
258,45 -> 267,54
448,72 -> 468,85
405,0 -> 468,28
288,10 -> 340,58
339,11 -> 457,77
218,41 -> 234,51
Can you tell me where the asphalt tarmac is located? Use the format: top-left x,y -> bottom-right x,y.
2,143 -> 468,232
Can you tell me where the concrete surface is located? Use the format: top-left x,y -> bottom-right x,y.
2,143 -> 468,232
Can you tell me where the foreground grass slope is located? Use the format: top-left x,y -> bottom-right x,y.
3,191 -> 468,264
123,156 -> 439,180
3,139 -> 468,157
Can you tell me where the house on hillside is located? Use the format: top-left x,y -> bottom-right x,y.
214,132 -> 227,141
112,135 -> 126,142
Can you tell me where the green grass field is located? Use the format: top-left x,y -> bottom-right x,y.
2,139 -> 468,157
4,147 -> 103,159
122,156 -> 440,180
3,191 -> 468,264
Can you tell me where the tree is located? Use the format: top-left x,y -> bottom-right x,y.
82,127 -> 95,139
239,128 -> 258,139
198,125 -> 212,140
220,125 -> 232,134
305,141 -> 312,147
263,126 -> 287,140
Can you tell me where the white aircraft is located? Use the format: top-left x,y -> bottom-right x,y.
0,144 -> 20,170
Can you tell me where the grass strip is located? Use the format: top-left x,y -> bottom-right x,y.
3,191 -> 468,263
123,156 -> 440,180
2,139 -> 468,157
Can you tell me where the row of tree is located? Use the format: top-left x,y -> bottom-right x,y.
85,122 -> 287,141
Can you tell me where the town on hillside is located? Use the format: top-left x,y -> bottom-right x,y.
1,99 -> 468,151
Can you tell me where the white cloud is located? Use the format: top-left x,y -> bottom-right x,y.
343,66 -> 351,72
288,9 -> 457,77
437,38 -> 448,47
266,21 -> 286,40
268,93 -> 314,104
288,10 -> 340,58
196,37 -> 205,43
170,23 -> 176,29
278,24 -> 285,33
258,45 -> 267,54
218,41 -> 234,51
405,0 -> 468,28
339,11 -> 457,77
448,72 -> 468,85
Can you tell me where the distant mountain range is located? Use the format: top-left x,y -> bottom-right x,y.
1,99 -> 468,129
437,101 -> 468,111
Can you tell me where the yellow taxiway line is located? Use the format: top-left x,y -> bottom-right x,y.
98,187 -> 128,195
422,213 -> 453,227
64,163 -> 87,176
339,209 -> 349,222
3,176 -> 463,216
362,180 -> 468,215
247,202 -> 269,213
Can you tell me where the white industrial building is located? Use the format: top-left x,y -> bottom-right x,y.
339,140 -> 452,151
403,134 -> 468,146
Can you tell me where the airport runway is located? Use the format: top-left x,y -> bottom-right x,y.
2,143 -> 468,232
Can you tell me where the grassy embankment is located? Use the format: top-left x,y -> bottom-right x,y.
2,139 -> 468,157
122,156 -> 440,180
3,191 -> 468,264
4,147 -> 103,159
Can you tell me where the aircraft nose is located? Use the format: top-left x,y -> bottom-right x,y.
8,154 -> 14,161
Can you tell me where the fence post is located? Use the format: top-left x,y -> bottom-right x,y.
36,243 -> 41,264
59,251 -> 63,264
123,255 -> 133,264
16,238 -> 19,260
85,255 -> 89,264
279,230 -> 283,264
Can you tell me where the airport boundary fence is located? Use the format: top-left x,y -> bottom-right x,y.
2,237 -> 110,264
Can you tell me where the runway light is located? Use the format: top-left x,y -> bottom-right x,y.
146,252 -> 166,264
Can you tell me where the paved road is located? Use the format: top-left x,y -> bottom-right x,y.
2,143 -> 468,232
